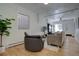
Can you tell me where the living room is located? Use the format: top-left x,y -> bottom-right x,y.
0,3 -> 79,56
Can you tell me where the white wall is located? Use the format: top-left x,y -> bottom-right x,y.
0,3 -> 41,48
62,18 -> 75,36
75,18 -> 79,43
38,13 -> 48,34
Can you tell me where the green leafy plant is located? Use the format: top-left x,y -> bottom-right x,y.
0,18 -> 15,47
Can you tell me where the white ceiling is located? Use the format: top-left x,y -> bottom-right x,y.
0,3 -> 79,25
17,3 -> 79,15
16,3 -> 79,23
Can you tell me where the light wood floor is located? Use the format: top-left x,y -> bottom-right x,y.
0,36 -> 79,56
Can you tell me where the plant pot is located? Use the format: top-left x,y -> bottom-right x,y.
0,46 -> 5,53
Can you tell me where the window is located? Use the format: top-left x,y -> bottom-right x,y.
54,24 -> 63,32
17,13 -> 29,29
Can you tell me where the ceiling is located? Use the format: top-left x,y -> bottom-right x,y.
17,3 -> 79,15
17,3 -> 79,23
0,3 -> 79,24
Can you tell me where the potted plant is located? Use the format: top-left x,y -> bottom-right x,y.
0,18 -> 15,52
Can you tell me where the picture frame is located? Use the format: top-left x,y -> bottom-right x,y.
17,13 -> 30,30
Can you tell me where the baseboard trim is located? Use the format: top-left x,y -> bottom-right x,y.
7,41 -> 24,48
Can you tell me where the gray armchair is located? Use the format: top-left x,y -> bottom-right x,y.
24,32 -> 44,52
